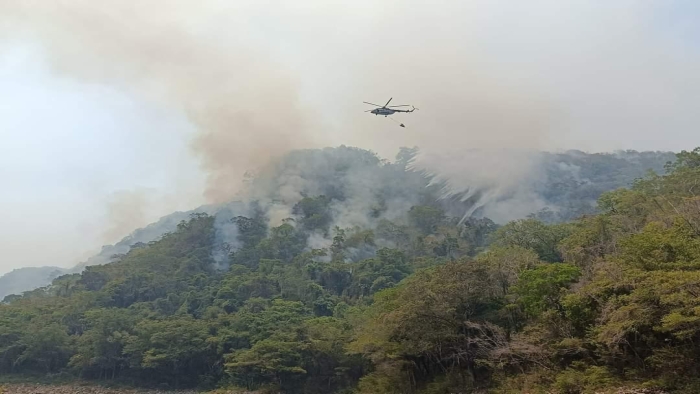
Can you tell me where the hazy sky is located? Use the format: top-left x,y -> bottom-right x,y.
1,0 -> 699,276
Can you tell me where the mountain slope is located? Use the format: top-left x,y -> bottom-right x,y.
1,146 -> 698,393
0,147 -> 675,299
0,210 -> 207,300
0,266 -> 66,300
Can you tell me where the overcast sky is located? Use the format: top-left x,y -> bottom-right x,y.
1,0 -> 699,276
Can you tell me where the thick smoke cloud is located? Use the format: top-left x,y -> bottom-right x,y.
1,0 -> 698,274
0,0 -> 330,204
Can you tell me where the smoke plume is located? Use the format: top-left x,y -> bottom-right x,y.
1,0 -> 699,275
0,0 -> 329,204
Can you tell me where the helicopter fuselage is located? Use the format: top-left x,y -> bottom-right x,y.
364,98 -> 416,116
371,108 -> 396,116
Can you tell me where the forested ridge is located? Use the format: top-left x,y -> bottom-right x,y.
1,146 -> 699,393
0,148 -> 674,300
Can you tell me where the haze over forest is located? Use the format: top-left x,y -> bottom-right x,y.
4,2 -> 700,394
1,0 -> 699,277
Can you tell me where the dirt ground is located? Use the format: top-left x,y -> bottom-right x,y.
0,383 -> 667,394
0,384 -> 201,394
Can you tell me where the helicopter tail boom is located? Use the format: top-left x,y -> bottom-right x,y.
394,106 -> 418,113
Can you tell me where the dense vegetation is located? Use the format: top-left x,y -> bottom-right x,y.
0,148 -> 673,300
0,211 -> 203,300
0,266 -> 65,301
1,146 -> 697,393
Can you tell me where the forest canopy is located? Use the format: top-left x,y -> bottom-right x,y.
1,146 -> 698,393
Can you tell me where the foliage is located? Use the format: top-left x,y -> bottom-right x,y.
491,218 -> 572,262
513,263 -> 581,317
0,146 -> 695,393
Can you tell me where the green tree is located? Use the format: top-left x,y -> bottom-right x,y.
492,219 -> 572,262
69,308 -> 135,379
15,322 -> 74,373
123,317 -> 217,387
513,263 -> 580,317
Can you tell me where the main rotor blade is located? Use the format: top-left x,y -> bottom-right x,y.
388,105 -> 411,107
363,101 -> 382,107
384,97 -> 393,107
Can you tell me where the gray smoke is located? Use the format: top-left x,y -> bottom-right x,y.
0,0 -> 330,205
1,0 -> 698,274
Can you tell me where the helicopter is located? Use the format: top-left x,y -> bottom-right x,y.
363,97 -> 417,117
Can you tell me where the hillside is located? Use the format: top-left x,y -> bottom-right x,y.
0,266 -> 66,301
1,146 -> 697,393
0,210 -> 213,300
0,147 -> 674,300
